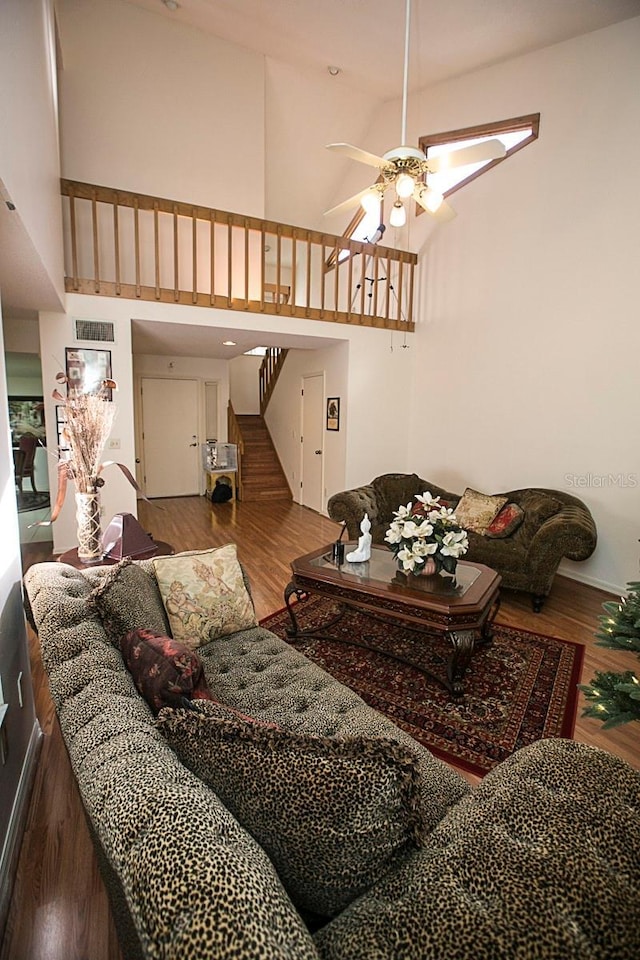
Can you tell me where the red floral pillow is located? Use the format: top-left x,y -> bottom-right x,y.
485,502 -> 525,539
120,628 -> 214,714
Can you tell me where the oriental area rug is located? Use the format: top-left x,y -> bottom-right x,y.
260,596 -> 584,777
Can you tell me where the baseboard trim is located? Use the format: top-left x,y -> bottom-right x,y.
557,567 -> 621,596
0,720 -> 43,941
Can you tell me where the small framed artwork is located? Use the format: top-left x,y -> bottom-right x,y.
55,404 -> 70,459
65,347 -> 113,399
8,396 -> 46,443
326,397 -> 340,431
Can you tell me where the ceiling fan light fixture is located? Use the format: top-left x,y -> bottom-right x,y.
395,172 -> 415,199
390,201 -> 407,228
361,188 -> 382,214
415,184 -> 444,213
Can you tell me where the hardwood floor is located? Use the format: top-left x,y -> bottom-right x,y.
3,496 -> 639,960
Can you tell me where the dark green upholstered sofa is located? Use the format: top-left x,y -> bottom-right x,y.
327,474 -> 597,611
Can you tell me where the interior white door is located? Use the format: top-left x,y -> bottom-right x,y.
301,374 -> 324,512
141,378 -> 200,497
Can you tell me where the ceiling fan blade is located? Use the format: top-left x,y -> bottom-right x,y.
413,184 -> 457,223
324,185 -> 381,218
425,138 -> 506,173
326,142 -> 393,171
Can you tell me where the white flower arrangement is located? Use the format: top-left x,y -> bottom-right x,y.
384,491 -> 469,576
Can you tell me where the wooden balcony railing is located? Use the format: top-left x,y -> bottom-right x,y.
259,348 -> 289,415
61,180 -> 416,332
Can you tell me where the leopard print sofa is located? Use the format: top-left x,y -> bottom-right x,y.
24,558 -> 640,960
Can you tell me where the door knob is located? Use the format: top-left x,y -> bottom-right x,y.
135,458 -> 141,464
315,449 -> 322,455
189,442 -> 198,447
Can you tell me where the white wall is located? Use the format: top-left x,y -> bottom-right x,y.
229,355 -> 261,415
57,0 -> 265,217
0,0 -> 64,308
394,19 -> 640,592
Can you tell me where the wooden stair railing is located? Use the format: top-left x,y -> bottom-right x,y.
61,179 -> 416,333
259,348 -> 289,415
227,402 -> 245,500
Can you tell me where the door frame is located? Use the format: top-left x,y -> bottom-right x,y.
134,374 -> 206,497
300,371 -> 325,512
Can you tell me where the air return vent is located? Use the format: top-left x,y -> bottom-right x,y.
73,318 -> 116,343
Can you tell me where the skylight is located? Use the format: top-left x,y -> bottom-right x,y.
419,114 -> 539,201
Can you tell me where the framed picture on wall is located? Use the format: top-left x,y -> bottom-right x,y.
65,347 -> 113,399
8,396 -> 46,444
326,397 -> 340,431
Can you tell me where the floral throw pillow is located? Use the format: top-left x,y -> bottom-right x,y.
485,502 -> 525,538
120,627 -> 214,713
152,544 -> 256,648
454,488 -> 508,535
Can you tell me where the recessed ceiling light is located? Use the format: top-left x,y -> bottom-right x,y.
222,340 -> 236,346
328,66 -> 341,77
162,0 -> 180,11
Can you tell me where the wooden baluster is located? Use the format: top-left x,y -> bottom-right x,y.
347,243 -> 353,323
359,244 -> 366,322
260,225 -> 265,312
91,190 -> 100,293
69,189 -> 79,291
290,233 -> 296,316
333,241 -> 339,320
396,255 -> 404,327
154,202 -> 160,299
227,216 -> 232,307
210,214 -> 215,305
305,236 -> 311,317
173,204 -> 179,301
113,198 -> 121,296
244,218 -> 249,309
320,241 -> 326,318
192,208 -> 197,304
134,197 -> 141,297
276,227 -> 282,314
407,257 -> 415,328
385,254 -> 391,322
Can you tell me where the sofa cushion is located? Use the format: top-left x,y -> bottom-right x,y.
485,502 -> 525,538
120,628 -> 214,713
153,544 -> 256,648
512,490 -> 563,537
87,558 -> 170,644
157,698 -> 425,917
454,488 -> 508,535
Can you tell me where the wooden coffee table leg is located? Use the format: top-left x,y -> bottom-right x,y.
284,582 -> 309,637
446,630 -> 476,697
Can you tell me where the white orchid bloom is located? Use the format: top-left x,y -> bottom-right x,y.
440,531 -> 469,557
397,546 -> 419,571
412,539 -> 438,557
384,522 -> 404,544
415,491 -> 439,508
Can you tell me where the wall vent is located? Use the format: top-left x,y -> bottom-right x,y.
74,318 -> 116,343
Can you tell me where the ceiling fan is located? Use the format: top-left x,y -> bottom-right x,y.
324,0 -> 506,226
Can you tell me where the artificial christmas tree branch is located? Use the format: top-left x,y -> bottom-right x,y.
580,581 -> 640,727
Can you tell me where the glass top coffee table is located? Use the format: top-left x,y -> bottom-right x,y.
285,544 -> 501,697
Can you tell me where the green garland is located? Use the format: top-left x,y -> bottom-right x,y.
579,581 -> 640,727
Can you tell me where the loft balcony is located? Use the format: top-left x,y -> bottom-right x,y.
61,179 -> 416,333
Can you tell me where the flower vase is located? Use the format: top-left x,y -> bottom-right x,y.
419,558 -> 438,576
75,491 -> 103,563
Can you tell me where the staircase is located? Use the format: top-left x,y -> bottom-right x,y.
235,415 -> 292,502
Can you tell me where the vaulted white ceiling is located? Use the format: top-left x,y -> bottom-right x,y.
127,0 -> 640,98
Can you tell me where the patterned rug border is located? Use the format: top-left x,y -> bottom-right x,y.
260,598 -> 585,777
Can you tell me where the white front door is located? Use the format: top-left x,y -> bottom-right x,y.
141,378 -> 200,497
301,374 -> 324,512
